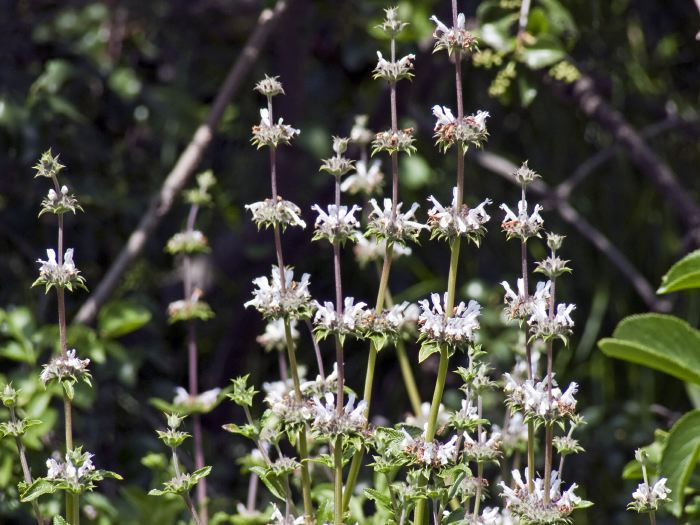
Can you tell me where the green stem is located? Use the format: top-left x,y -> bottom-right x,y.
334,436 -> 343,525
473,462 -> 484,518
282,318 -> 314,519
527,421 -> 536,492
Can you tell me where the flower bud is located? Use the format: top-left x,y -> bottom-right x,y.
2,383 -> 17,407
254,75 -> 285,98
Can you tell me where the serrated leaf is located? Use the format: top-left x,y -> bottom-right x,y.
660,410 -> 700,516
598,314 -> 700,385
364,487 -> 393,512
658,250 -> 700,294
20,478 -> 57,502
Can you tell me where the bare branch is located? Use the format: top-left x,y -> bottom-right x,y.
473,150 -> 671,312
74,0 -> 290,325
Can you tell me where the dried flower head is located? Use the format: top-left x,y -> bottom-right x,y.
430,13 -> 478,56
372,127 -> 417,156
401,430 -> 459,468
254,75 -> 285,98
427,188 -> 492,243
432,106 -> 490,152
245,196 -> 307,231
251,108 -> 300,149
366,198 -> 426,246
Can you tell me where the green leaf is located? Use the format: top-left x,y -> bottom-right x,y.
661,410 -> 700,516
364,487 -> 393,512
418,341 -> 440,363
520,35 -> 566,69
658,250 -> 700,294
190,466 -> 211,484
98,300 -> 152,339
479,13 -> 518,52
20,478 -> 57,502
598,314 -> 700,385
54,517 -> 69,525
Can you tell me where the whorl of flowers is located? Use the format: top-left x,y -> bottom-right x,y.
254,74 -> 285,98
401,430 -> 459,468
353,236 -> 412,268
372,127 -> 417,156
300,362 -> 338,398
449,397 -> 483,431
168,288 -> 215,323
499,468 -> 582,524
503,374 -> 579,424
39,184 -> 82,217
311,204 -> 362,245
320,136 -> 355,178
513,160 -> 541,186
340,159 -> 384,196
165,230 -> 209,255
528,300 -> 575,344
462,429 -> 503,463
536,233 -> 572,279
46,450 -> 95,484
499,199 -> 544,241
427,187 -> 492,243
245,196 -> 307,231
366,198 -> 426,246
501,279 -> 551,321
362,301 -> 421,348
40,349 -> 91,388
628,478 -> 671,513
312,297 -> 369,341
430,12 -> 478,56
418,293 -> 482,350
244,266 -> 312,320
377,6 -> 409,37
173,387 -> 222,414
33,248 -> 87,293
311,392 -> 368,438
251,108 -> 300,149
256,318 -> 299,353
263,387 -> 313,431
373,51 -> 416,83
432,106 -> 490,152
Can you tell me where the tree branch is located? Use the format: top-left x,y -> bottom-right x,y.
74,0 -> 290,325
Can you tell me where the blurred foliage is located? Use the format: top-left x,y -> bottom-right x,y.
0,0 -> 698,523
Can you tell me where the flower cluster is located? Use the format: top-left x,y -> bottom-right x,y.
245,196 -> 307,230
499,199 -> 544,241
251,108 -> 300,149
40,349 -> 91,393
528,300 -> 576,343
401,430 -> 458,468
256,318 -> 299,353
320,136 -> 355,177
430,13 -> 478,56
165,230 -> 209,254
418,293 -> 482,351
500,279 -> 551,321
427,188 -> 492,243
254,74 -> 285,98
168,289 -> 215,323
499,469 -> 581,524
628,478 -> 671,513
372,128 -> 417,156
39,184 -> 82,217
432,106 -> 490,152
33,248 -> 87,292
373,51 -> 416,83
353,236 -> 412,267
513,161 -> 541,186
462,428 -> 503,462
340,160 -> 384,196
311,392 -> 368,438
313,297 -> 369,341
183,170 -> 216,206
311,204 -> 362,245
245,266 -> 312,320
503,374 -> 578,424
366,198 -> 425,246
377,6 -> 408,36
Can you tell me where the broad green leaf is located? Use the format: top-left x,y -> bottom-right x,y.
658,250 -> 700,294
520,35 -> 566,69
20,478 -> 57,502
418,342 -> 440,363
598,314 -> 700,385
660,410 -> 700,516
98,300 -> 151,339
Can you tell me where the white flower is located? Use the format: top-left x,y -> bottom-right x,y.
500,468 -> 580,523
432,105 -> 456,126
353,236 -> 411,267
418,293 -> 481,347
527,295 -> 576,341
311,392 -> 367,436
430,13 -> 475,55
269,503 -> 305,525
630,477 -> 671,512
245,266 -> 312,320
246,197 -> 306,230
427,187 -> 492,242
40,349 -> 91,385
374,51 -> 415,82
432,107 -> 490,151
173,387 -> 222,412
340,160 -> 384,195
499,199 -> 544,240
367,198 -> 426,245
257,319 -> 298,352
313,297 -> 369,337
311,204 -> 361,244
437,435 -> 459,465
252,108 -> 300,149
